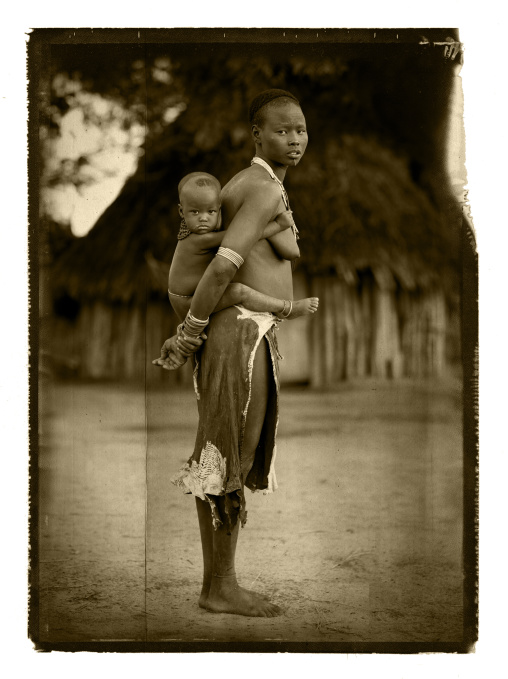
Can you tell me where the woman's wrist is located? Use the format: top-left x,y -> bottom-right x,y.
182,311 -> 209,338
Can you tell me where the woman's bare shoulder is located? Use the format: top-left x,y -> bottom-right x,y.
222,166 -> 280,204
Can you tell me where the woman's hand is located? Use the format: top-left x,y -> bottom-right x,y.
176,329 -> 207,356
152,335 -> 188,371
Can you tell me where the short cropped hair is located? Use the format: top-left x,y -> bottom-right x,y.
178,172 -> 221,200
249,89 -> 300,127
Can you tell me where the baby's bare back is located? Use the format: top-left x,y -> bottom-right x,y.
168,237 -> 216,296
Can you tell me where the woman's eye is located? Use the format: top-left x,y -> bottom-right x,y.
278,130 -> 287,135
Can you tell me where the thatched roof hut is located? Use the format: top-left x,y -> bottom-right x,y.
51,128 -> 457,305
47,129 -> 460,385
46,38 -> 462,383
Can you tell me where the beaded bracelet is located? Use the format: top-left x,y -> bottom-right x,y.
216,246 -> 244,269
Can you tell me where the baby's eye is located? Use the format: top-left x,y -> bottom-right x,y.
190,210 -> 198,214
209,210 -> 217,214
298,129 -> 307,134
277,130 -> 287,135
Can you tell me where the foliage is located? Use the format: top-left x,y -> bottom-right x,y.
47,41 -> 461,302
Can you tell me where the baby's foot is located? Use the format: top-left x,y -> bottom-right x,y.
279,297 -> 319,320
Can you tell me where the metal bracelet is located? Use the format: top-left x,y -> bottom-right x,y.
280,300 -> 292,318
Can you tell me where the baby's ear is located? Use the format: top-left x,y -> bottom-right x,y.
178,204 -> 184,218
217,209 -> 223,230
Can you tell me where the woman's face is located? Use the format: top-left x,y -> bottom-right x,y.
253,102 -> 308,167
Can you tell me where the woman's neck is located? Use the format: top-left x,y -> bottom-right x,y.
253,151 -> 287,182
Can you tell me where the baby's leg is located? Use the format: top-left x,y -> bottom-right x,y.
214,283 -> 319,320
164,296 -> 193,369
213,283 -> 283,314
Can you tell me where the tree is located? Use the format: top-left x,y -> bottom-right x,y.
46,37 -> 462,302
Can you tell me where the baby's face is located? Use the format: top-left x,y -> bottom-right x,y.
179,187 -> 221,234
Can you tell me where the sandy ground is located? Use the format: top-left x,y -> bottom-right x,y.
38,376 -> 463,644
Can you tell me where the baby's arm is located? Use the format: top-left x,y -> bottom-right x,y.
262,210 -> 293,239
266,210 -> 300,261
194,231 -> 225,252
196,210 -> 292,252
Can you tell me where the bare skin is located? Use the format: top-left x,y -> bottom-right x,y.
162,306 -> 280,614
195,499 -> 270,608
154,101 -> 312,616
199,340 -> 281,617
159,282 -> 318,369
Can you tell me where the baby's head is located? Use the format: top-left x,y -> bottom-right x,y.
178,172 -> 222,234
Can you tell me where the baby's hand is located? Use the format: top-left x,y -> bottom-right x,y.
275,210 -> 295,231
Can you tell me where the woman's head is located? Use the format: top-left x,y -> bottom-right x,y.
249,89 -> 300,127
249,89 -> 308,167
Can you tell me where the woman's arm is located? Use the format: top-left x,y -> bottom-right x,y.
188,181 -> 282,321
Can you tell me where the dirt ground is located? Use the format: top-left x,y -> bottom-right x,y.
38,376 -> 463,644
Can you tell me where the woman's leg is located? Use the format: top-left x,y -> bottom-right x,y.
195,497 -> 214,608
203,339 -> 282,617
214,282 -> 319,319
196,497 -> 269,607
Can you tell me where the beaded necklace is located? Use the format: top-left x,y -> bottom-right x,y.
250,157 -> 299,240
177,219 -> 191,240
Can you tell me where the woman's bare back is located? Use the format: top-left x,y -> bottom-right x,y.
221,166 -> 294,300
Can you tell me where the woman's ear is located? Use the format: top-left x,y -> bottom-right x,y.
252,125 -> 261,144
178,204 -> 184,218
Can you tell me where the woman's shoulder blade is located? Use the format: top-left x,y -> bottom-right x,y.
222,167 -> 279,202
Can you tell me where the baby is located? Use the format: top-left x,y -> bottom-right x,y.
165,172 -> 319,367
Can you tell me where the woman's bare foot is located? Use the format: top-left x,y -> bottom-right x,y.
278,297 -> 319,320
199,585 -> 269,609
204,575 -> 282,617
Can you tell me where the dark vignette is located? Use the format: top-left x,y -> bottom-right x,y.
27,26 -> 478,654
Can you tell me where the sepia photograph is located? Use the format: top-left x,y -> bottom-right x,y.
28,27 -> 477,652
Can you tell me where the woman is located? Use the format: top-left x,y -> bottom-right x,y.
154,89 -> 311,617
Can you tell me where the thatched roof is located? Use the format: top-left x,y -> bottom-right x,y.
48,38 -> 462,304
51,126 -> 459,304
290,134 -> 459,288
